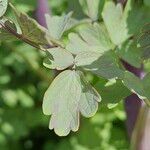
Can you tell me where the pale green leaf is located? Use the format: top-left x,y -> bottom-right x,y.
86,0 -> 101,21
0,0 -> 8,18
43,70 -> 100,136
102,1 -> 131,45
66,23 -> 114,55
43,47 -> 74,70
45,12 -> 72,40
75,51 -> 101,66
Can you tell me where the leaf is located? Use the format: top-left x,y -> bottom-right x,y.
116,40 -> 142,68
122,71 -> 144,96
42,70 -> 101,136
10,3 -> 48,47
0,0 -> 8,18
0,19 -> 17,41
66,23 -> 114,55
102,1 -> 131,45
86,0 -> 101,21
43,47 -> 74,70
45,12 -> 73,40
138,24 -> 150,59
83,51 -> 124,79
79,0 -> 104,21
96,80 -> 131,106
75,51 -> 102,66
142,73 -> 150,99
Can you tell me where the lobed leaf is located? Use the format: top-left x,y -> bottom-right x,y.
102,1 -> 131,45
42,70 -> 101,136
43,47 -> 74,70
66,23 -> 114,55
45,12 -> 73,40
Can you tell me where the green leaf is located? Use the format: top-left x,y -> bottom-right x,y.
83,51 -> 124,79
143,73 -> 150,99
0,20 -> 17,41
10,3 -> 48,47
96,80 -> 131,107
116,40 -> 142,68
45,12 -> 73,40
66,23 -> 114,55
75,51 -> 101,66
138,24 -> 150,59
79,0 -> 104,21
86,0 -> 101,21
102,1 -> 131,45
43,47 -> 74,70
122,71 -> 144,96
0,0 -> 8,18
42,70 -> 100,136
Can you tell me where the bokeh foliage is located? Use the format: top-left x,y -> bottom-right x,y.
0,0 -> 149,149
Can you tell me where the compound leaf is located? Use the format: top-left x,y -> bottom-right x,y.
43,70 -> 100,136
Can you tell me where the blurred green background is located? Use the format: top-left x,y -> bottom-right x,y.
0,0 -> 130,149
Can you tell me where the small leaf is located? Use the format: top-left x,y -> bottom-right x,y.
102,1 -> 131,45
43,70 -> 100,136
66,23 -> 114,55
0,0 -> 8,18
45,12 -> 73,40
43,47 -> 74,70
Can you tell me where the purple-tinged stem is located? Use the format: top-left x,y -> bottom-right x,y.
122,60 -> 144,138
36,0 -> 51,27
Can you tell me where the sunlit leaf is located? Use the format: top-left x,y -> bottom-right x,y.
75,51 -> 101,66
0,0 -> 8,18
43,70 -> 100,136
66,23 -> 114,55
43,47 -> 74,70
102,1 -> 131,45
45,12 -> 73,40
